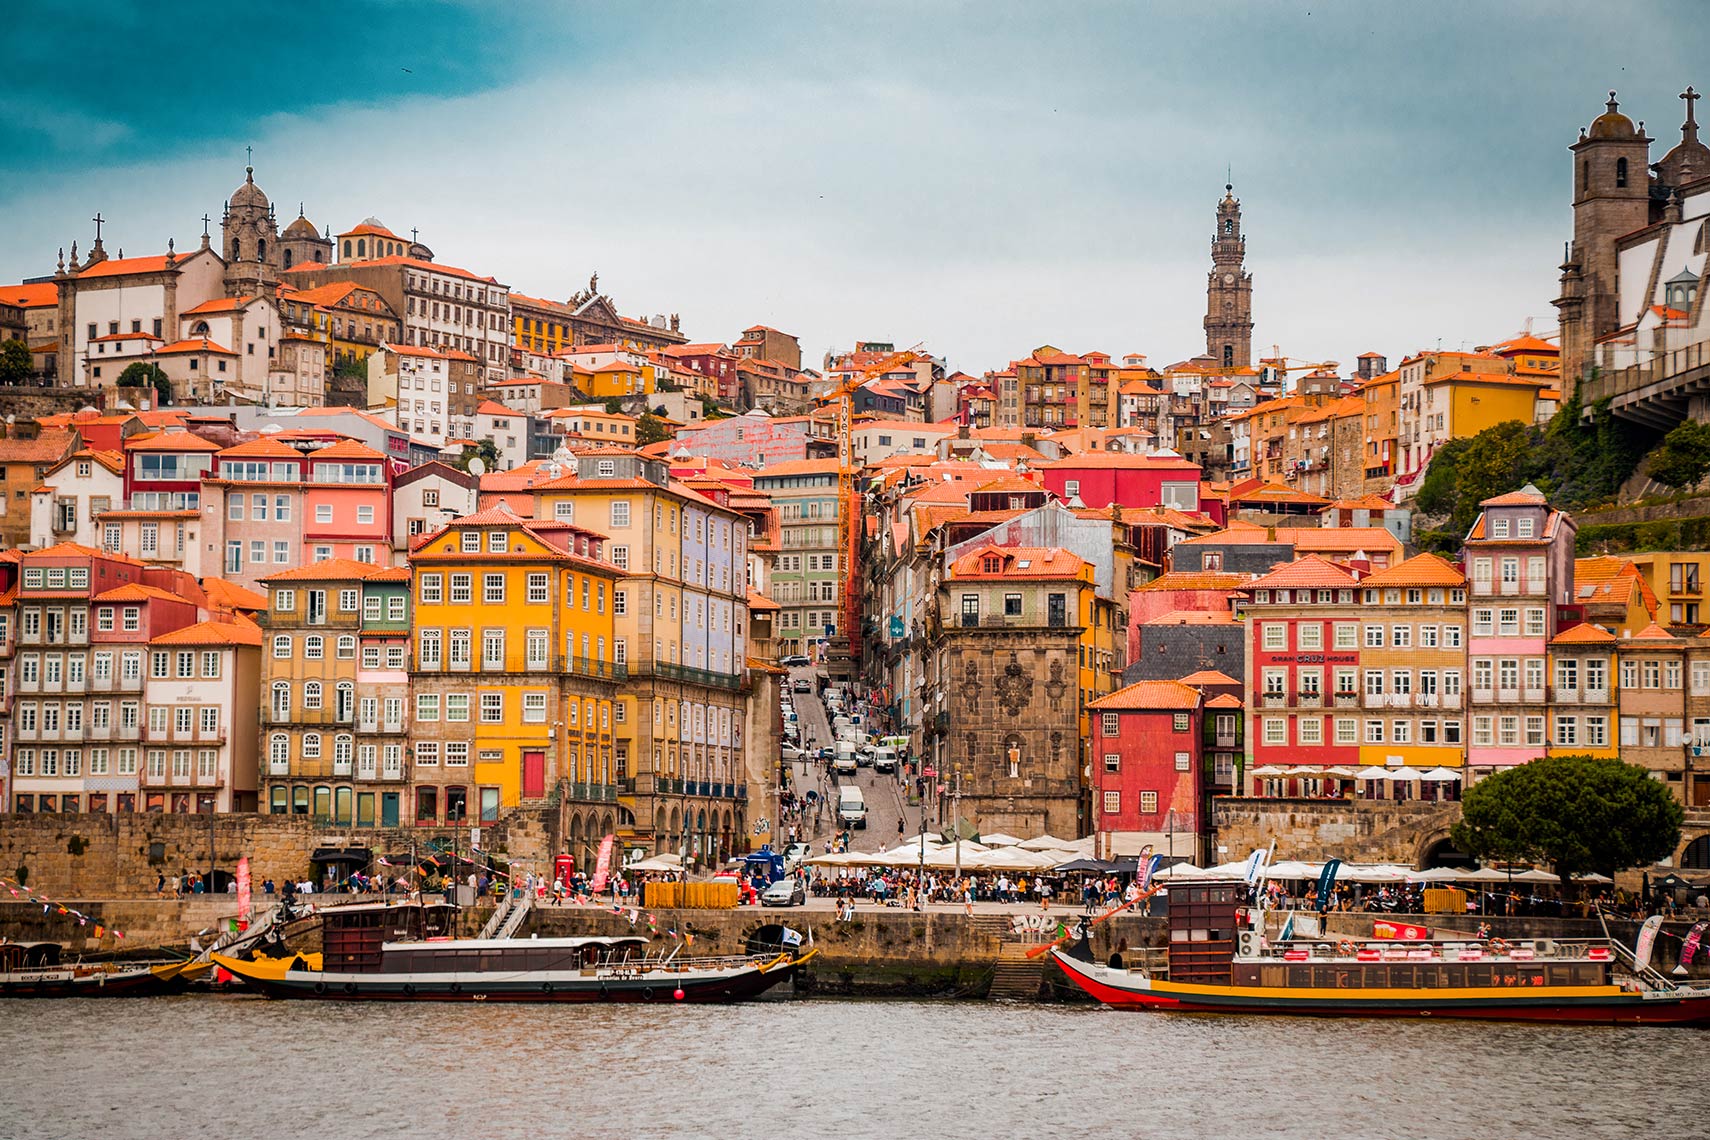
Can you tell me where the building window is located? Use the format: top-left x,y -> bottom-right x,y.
1102,790 -> 1120,814
1139,791 -> 1158,814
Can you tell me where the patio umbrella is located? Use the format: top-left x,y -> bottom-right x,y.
1387,768 -> 1423,781
1250,765 -> 1288,776
1019,834 -> 1076,851
1323,766 -> 1361,778
979,832 -> 1026,848
1418,768 -> 1463,782
1354,766 -> 1396,780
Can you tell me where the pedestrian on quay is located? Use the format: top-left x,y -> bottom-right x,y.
156,871 -> 167,897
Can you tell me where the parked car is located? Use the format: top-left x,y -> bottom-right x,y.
782,744 -> 807,761
761,878 -> 806,907
792,679 -> 812,693
781,655 -> 810,667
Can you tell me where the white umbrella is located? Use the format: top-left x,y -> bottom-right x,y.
1407,867 -> 1470,882
1418,767 -> 1463,782
1264,860 -> 1323,880
1512,869 -> 1561,884
1457,867 -> 1518,883
1250,765 -> 1287,776
1151,862 -> 1206,880
627,856 -> 681,872
1338,864 -> 1410,883
1324,766 -> 1360,778
979,832 -> 1026,848
1354,766 -> 1395,780
1574,872 -> 1614,883
1019,833 -> 1077,851
1387,768 -> 1423,781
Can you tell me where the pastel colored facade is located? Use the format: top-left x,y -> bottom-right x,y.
849,420 -> 958,467
1350,555 -> 1470,771
258,560 -> 400,826
1036,453 -> 1202,512
1089,680 -> 1204,861
474,401 -> 530,471
140,620 -> 261,813
29,449 -> 123,551
523,450 -> 753,862
177,294 -> 283,399
752,458 -> 841,658
668,411 -> 818,467
408,507 -> 622,830
1547,622 -> 1618,761
1627,551 -> 1710,628
55,248 -> 226,391
1613,624 -> 1691,791
1461,485 -> 1577,771
391,461 -> 479,553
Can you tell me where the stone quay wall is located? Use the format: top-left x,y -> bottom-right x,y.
1212,797 -> 1460,866
0,809 -> 553,901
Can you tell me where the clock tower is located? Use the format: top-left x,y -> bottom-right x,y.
1204,184 -> 1253,369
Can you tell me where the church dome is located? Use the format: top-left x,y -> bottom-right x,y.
230,167 -> 269,210
282,210 -> 320,240
1588,91 -> 1638,139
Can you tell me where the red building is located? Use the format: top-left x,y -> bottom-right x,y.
121,430 -> 221,511
1088,679 -> 1204,862
657,343 -> 741,404
1035,453 -> 1202,512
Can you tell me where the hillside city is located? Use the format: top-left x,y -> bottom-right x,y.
0,84 -> 1708,881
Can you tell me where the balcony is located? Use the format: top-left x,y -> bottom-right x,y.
1584,688 -> 1609,704
645,661 -> 739,689
85,723 -> 140,742
1213,733 -> 1238,749
1262,692 -> 1287,708
1295,693 -> 1322,709
1334,692 -> 1359,708
1497,688 -> 1520,703
568,656 -> 629,681
1472,689 -> 1495,704
1522,688 -> 1546,704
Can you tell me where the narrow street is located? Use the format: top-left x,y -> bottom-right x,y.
783,666 -> 917,848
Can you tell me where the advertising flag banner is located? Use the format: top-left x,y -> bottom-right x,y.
1679,921 -> 1707,967
1314,858 -> 1343,914
590,835 -> 616,894
236,856 -> 252,921
1139,853 -> 1163,891
1634,914 -> 1666,971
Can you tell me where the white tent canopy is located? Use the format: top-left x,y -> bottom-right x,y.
979,832 -> 1026,848
1418,767 -> 1463,782
1354,766 -> 1397,780
1018,834 -> 1077,851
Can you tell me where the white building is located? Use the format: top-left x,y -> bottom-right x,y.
140,620 -> 262,812
28,449 -> 124,550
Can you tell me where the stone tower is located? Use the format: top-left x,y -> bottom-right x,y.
278,205 -> 333,271
221,165 -> 281,298
1555,92 -> 1654,398
1204,184 -> 1253,370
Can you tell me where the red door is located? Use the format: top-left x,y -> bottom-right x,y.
522,751 -> 546,799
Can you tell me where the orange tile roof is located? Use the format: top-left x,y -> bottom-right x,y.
948,544 -> 1087,579
310,438 -> 388,462
1626,622 -> 1678,642
0,282 -> 58,308
125,431 -> 223,453
1357,552 -> 1464,588
23,540 -> 141,564
745,590 -> 781,612
1088,679 -> 1202,711
180,296 -> 254,315
259,558 -> 385,583
1206,693 -> 1243,709
1138,570 -> 1251,592
1037,452 -> 1200,470
755,458 -> 840,477
91,583 -> 192,604
155,337 -> 236,355
218,437 -> 304,459
1293,528 -> 1403,554
202,577 -> 268,611
1245,554 -> 1361,592
1179,669 -> 1240,686
1142,609 -> 1238,625
0,429 -> 78,464
338,221 -> 403,240
1479,485 -> 1548,508
1550,622 -> 1618,646
150,619 -> 262,647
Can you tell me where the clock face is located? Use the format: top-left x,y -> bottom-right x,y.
1223,273 -> 1235,285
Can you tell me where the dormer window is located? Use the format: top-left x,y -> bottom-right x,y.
982,555 -> 1002,573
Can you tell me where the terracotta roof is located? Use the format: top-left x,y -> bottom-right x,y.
1141,609 -> 1238,625
1037,452 -> 1199,470
1205,693 -> 1244,709
338,221 -> 403,240
154,337 -> 236,355
477,400 -> 525,417
1138,570 -> 1251,592
754,458 -> 840,478
0,429 -> 77,464
0,282 -> 58,308
125,431 -> 223,453
91,583 -> 192,604
218,437 -> 304,459
1550,622 -> 1618,646
745,590 -> 781,612
1626,622 -> 1678,643
310,438 -> 387,462
1178,669 -> 1240,686
948,544 -> 1087,579
202,577 -> 267,611
1358,552 -> 1464,588
23,540 -> 141,564
1088,679 -> 1202,711
1292,528 -> 1403,555
1479,484 -> 1548,508
149,619 -> 262,647
1244,554 -> 1362,592
180,297 -> 255,315
259,558 -> 385,583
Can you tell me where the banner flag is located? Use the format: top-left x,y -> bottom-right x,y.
589,835 -> 615,894
1315,858 -> 1343,914
236,856 -> 252,921
1679,921 -> 1707,967
1634,914 -> 1666,972
1139,853 -> 1163,891
781,927 -> 803,946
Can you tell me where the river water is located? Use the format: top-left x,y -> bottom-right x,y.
1,996 -> 1700,1139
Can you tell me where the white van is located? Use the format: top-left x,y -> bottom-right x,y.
837,785 -> 867,829
871,746 -> 898,774
834,742 -> 859,774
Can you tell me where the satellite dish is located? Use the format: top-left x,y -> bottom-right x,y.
467,457 -> 486,476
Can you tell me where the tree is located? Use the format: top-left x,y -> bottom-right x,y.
1445,420 -> 1532,535
0,338 -> 31,385
1451,754 -> 1683,891
117,361 -> 172,405
456,438 -> 500,473
635,413 -> 671,447
1644,419 -> 1710,489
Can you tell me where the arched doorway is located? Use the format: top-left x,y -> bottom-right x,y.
1681,834 -> 1710,871
1419,835 -> 1477,870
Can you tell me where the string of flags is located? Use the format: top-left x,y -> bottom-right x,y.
0,876 -> 125,941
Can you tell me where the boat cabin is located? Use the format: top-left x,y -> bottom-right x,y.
379,936 -> 650,975
0,942 -> 62,971
322,902 -> 459,973
1233,957 -> 1612,990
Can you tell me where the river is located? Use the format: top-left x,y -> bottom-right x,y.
1,996 -> 1700,1139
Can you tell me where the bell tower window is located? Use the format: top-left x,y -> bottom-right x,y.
231,239 -> 241,261
257,239 -> 266,261
1616,157 -> 1628,187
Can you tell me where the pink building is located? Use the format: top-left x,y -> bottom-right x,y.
1035,453 -> 1202,511
303,439 -> 392,564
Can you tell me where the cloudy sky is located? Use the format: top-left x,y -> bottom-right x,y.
4,1 -> 1707,374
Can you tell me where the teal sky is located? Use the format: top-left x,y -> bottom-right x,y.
3,1 -> 1707,373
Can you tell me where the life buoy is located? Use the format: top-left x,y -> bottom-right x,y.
1488,938 -> 1510,957
1337,940 -> 1357,957
641,986 -> 655,1001
312,981 -> 327,995
541,982 -> 554,995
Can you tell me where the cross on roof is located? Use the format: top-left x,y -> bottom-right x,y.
92,212 -> 104,240
411,227 -> 419,243
201,214 -> 211,237
1685,86 -> 1700,127
246,144 -> 253,166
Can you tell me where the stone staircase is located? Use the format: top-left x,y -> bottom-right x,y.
987,941 -> 1049,1001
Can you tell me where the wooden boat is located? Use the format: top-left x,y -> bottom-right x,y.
0,942 -> 194,998
211,900 -> 814,1003
1051,880 -> 1710,1027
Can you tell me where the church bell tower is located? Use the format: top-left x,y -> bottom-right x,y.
1204,184 -> 1253,370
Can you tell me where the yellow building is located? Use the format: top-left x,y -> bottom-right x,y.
1352,554 -> 1471,771
1424,369 -> 1548,438
1575,555 -> 1661,636
584,360 -> 653,398
407,503 -> 620,835
516,448 -> 755,864
1626,551 -> 1710,628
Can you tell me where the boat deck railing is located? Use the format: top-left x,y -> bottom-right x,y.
1262,936 -> 1614,963
597,952 -> 782,976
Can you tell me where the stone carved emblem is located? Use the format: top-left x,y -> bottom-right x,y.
960,658 -> 981,712
994,656 -> 1033,717
1044,658 -> 1069,709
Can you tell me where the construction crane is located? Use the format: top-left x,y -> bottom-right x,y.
816,344 -> 925,669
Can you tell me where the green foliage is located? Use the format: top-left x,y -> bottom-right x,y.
635,413 -> 671,447
1576,515 -> 1710,555
0,338 -> 32,384
698,395 -> 730,421
1644,419 -> 1710,489
117,361 -> 172,404
604,397 -> 625,414
332,355 -> 369,381
1451,754 -> 1683,888
456,438 -> 500,473
1413,396 -> 1656,540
